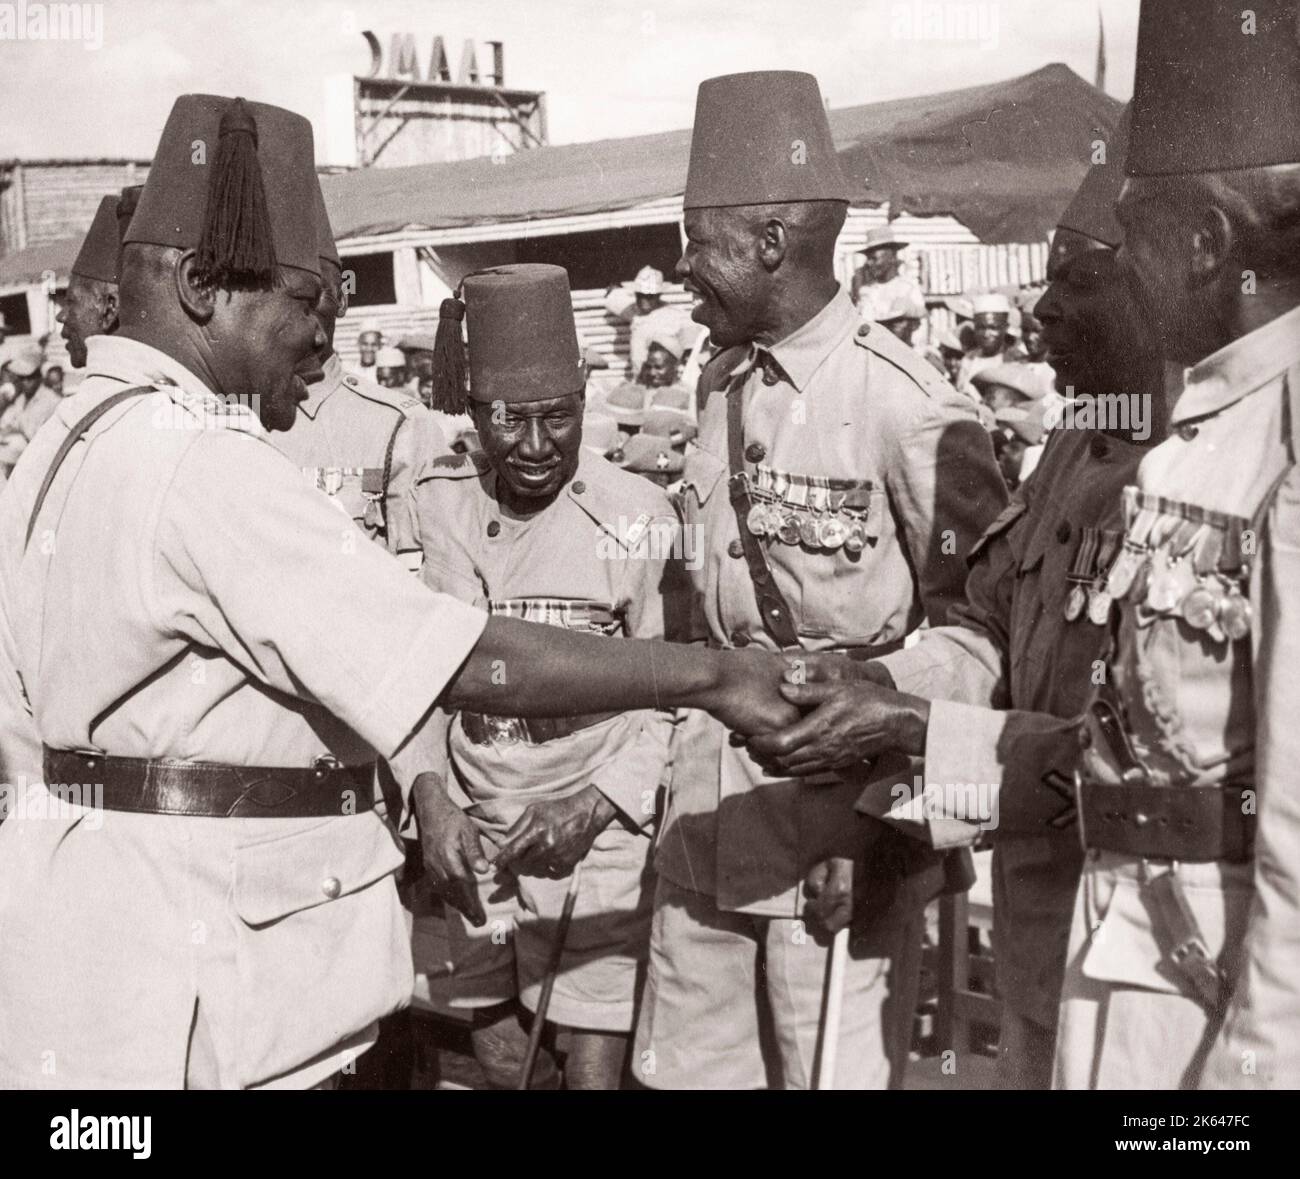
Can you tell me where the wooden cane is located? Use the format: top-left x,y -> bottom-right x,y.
814,925 -> 851,1090
517,862 -> 584,1090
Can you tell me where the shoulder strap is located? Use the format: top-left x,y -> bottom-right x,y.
25,385 -> 156,550
725,374 -> 801,649
696,345 -> 748,415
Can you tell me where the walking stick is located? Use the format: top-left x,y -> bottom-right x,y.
517,861 -> 584,1090
814,925 -> 850,1090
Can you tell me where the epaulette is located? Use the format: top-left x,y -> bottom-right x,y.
413,448 -> 491,483
851,322 -> 953,400
343,371 -> 425,418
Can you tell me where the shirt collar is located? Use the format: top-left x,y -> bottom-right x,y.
756,287 -> 858,394
298,352 -> 343,421
1174,303 -> 1300,424
83,334 -> 215,397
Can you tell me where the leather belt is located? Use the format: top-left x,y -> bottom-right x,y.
42,748 -> 375,818
1078,779 -> 1254,863
460,710 -> 619,747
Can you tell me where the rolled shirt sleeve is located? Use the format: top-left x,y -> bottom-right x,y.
150,429 -> 487,760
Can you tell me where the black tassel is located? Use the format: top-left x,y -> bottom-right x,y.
195,97 -> 278,288
430,296 -> 468,414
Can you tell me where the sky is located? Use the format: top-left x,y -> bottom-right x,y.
0,0 -> 1138,163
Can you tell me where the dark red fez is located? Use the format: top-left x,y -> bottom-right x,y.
1057,108 -> 1131,247
459,264 -> 584,405
1129,0 -> 1300,176
125,94 -> 319,281
684,71 -> 850,209
71,195 -> 124,285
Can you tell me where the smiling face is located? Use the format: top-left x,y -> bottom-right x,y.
677,207 -> 771,349
643,343 -> 679,387
471,390 -> 585,513
357,330 -> 381,366
1035,228 -> 1158,400
208,267 -> 324,432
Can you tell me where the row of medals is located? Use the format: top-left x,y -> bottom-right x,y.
1098,540 -> 1252,641
745,491 -> 869,553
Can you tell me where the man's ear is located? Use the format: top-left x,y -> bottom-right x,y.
1190,203 -> 1233,288
101,286 -> 120,334
175,249 -> 217,324
758,216 -> 789,272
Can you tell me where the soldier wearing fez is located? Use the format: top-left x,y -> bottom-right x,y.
752,108 -> 1171,1089
412,264 -> 678,1088
634,71 -> 1006,1089
275,188 -> 445,567
757,0 -> 1300,1091
0,94 -> 793,1089
57,184 -> 140,369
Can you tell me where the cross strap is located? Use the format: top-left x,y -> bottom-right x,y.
724,367 -> 801,649
25,385 -> 157,550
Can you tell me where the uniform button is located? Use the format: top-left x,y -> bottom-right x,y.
857,325 -> 870,337
727,539 -> 745,559
745,442 -> 766,463
730,631 -> 750,647
1132,812 -> 1149,829
762,368 -> 779,386
487,520 -> 501,538
1178,423 -> 1199,441
572,481 -> 586,495
321,876 -> 342,900
1056,521 -> 1071,544
1089,436 -> 1109,459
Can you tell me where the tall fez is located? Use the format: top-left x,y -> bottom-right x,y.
1057,107 -> 1131,248
71,194 -> 125,284
125,94 -> 320,281
683,71 -> 851,209
462,264 -> 584,405
1128,0 -> 1300,176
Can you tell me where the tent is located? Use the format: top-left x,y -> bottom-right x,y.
323,63 -> 1122,246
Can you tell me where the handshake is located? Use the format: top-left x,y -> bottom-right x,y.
707,647 -> 932,774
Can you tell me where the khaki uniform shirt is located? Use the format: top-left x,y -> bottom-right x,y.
273,353 -> 445,566
410,449 -> 677,834
657,289 -> 1007,916
0,335 -> 486,1089
872,425 -> 1148,1027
